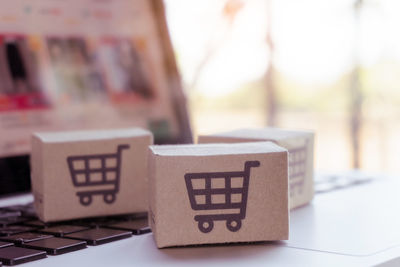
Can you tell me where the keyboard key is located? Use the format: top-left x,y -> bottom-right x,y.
38,225 -> 89,237
105,218 -> 151,235
3,205 -> 31,212
3,205 -> 36,218
19,209 -> 36,219
21,220 -> 49,228
0,217 -> 30,227
0,242 -> 12,249
0,226 -> 35,237
0,246 -> 46,265
21,237 -> 87,255
73,214 -> 139,228
0,210 -> 21,220
65,228 -> 132,245
0,233 -> 53,244
73,217 -> 124,228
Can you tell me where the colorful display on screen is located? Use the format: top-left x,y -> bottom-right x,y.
0,0 -> 179,157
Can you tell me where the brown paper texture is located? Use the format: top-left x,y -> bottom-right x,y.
148,142 -> 288,248
31,128 -> 153,222
198,128 -> 314,210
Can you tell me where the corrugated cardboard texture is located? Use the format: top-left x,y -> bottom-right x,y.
31,128 -> 153,222
198,128 -> 315,210
149,142 -> 288,248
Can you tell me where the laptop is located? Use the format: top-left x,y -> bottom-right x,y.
0,0 -> 191,193
2,170 -> 400,266
0,0 -> 194,265
1,0 -> 400,266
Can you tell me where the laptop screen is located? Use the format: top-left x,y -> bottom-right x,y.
0,0 -> 191,196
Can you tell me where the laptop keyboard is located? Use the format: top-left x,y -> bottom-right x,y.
0,203 -> 151,266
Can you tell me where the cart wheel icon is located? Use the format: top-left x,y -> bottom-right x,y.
104,193 -> 116,204
79,195 -> 92,206
198,220 -> 214,233
226,219 -> 241,232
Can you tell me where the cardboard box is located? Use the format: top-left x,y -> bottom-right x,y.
31,128 -> 153,222
198,128 -> 315,210
148,142 -> 288,248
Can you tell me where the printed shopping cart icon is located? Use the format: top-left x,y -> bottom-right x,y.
288,141 -> 308,197
184,161 -> 260,234
67,144 -> 130,206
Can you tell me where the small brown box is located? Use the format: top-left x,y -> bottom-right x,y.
31,128 -> 153,222
148,142 -> 288,248
198,128 -> 314,209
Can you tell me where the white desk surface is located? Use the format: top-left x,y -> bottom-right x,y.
1,173 -> 400,267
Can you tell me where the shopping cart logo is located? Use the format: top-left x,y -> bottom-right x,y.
67,144 -> 130,206
184,161 -> 260,233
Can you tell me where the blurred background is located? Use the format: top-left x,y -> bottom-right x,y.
164,0 -> 400,174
